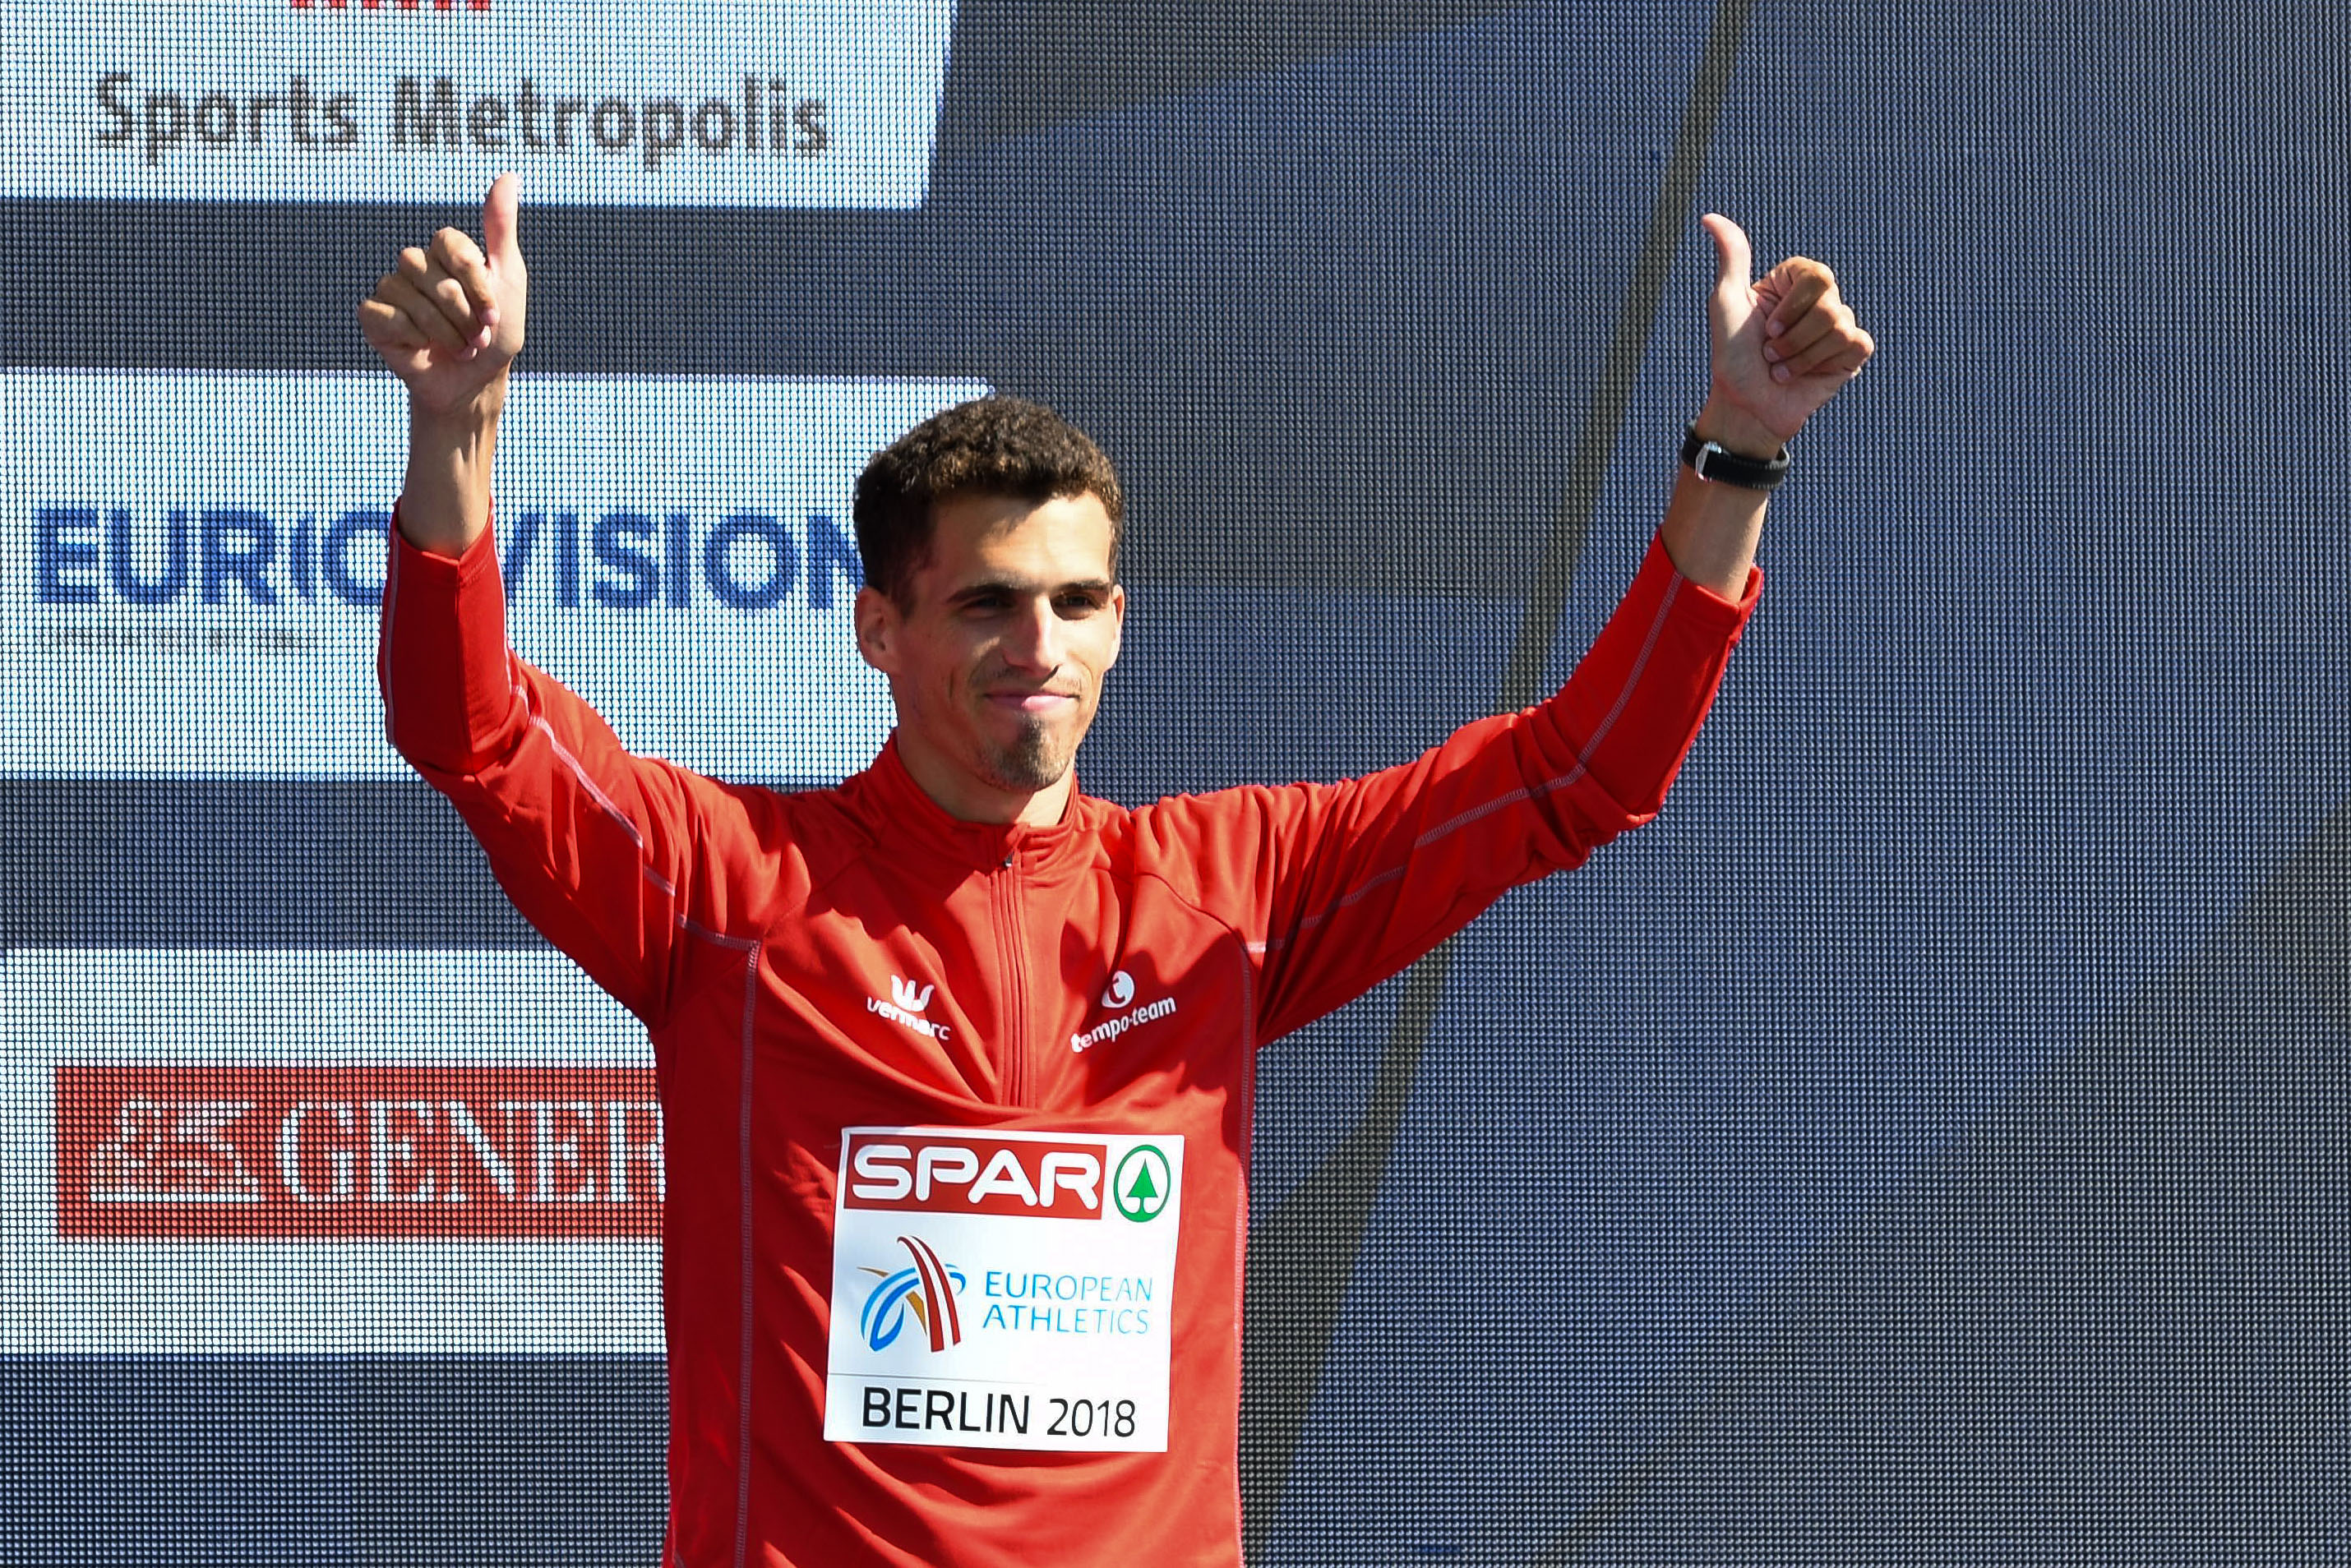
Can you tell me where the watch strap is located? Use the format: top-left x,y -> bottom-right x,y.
1680,425 -> 1790,491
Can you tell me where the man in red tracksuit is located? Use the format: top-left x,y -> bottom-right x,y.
360,175 -> 1871,1566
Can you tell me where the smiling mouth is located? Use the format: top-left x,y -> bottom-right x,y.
986,691 -> 1079,713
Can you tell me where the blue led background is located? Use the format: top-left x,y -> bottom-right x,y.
3,0 -> 2346,1561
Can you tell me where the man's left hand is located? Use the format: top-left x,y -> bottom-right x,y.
1697,213 -> 1874,454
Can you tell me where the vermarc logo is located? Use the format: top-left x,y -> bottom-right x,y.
868,975 -> 948,1040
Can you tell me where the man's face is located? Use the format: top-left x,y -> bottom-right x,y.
854,491 -> 1125,814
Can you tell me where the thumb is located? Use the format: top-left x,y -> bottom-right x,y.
1700,211 -> 1752,295
481,172 -> 522,269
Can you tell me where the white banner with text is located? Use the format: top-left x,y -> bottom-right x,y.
2,0 -> 958,206
0,947 -> 661,1355
0,369 -> 986,778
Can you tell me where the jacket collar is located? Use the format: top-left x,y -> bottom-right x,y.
853,734 -> 1094,874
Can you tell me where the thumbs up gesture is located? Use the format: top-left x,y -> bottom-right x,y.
357,173 -> 529,417
1697,213 -> 1873,451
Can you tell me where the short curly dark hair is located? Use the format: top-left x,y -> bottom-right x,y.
853,396 -> 1125,608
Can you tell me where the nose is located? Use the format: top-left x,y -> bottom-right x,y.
997,596 -> 1064,674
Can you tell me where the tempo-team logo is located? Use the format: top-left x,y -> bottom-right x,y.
857,1235 -> 965,1354
1069,971 -> 1178,1055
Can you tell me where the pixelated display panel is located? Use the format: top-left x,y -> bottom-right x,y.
3,0 -> 2346,1562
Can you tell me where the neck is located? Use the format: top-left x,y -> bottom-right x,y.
892,729 -> 1074,827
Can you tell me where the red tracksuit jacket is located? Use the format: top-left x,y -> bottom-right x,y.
378,514 -> 1757,1568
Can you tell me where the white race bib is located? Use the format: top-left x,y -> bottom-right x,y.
823,1128 -> 1184,1452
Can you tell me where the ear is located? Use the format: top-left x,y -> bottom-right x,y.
1102,583 -> 1127,671
853,584 -> 899,674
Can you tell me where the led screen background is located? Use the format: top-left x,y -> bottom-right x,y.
3,0 -> 2348,1562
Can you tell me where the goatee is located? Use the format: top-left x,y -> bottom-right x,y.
981,722 -> 1071,793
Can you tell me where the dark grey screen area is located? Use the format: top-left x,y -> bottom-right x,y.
4,0 -> 2347,1563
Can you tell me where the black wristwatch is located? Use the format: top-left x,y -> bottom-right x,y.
1680,425 -> 1791,491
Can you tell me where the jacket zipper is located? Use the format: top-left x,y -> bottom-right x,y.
992,855 -> 1030,1106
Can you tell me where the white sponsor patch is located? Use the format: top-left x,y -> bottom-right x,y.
0,947 -> 661,1355
825,1127 -> 1185,1452
0,369 -> 987,779
1,0 -> 955,207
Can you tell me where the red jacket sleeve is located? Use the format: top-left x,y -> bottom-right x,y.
376,510 -> 777,1028
1139,532 -> 1760,1045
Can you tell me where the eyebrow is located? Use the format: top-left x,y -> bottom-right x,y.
945,576 -> 1116,606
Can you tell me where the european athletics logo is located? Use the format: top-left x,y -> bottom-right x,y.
857,1235 -> 966,1353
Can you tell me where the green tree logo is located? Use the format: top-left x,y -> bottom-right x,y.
1112,1145 -> 1172,1222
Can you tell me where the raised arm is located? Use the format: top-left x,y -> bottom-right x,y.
360,178 -> 782,1027
1158,216 -> 1873,1044
355,172 -> 526,558
1660,212 -> 1874,596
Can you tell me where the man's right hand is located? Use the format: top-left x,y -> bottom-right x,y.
356,173 -> 528,418
361,175 -> 526,556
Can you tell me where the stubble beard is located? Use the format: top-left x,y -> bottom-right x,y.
979,717 -> 1076,794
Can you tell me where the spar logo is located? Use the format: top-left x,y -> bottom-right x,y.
843,1132 -> 1104,1219
857,1235 -> 965,1353
1111,1145 -> 1171,1223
